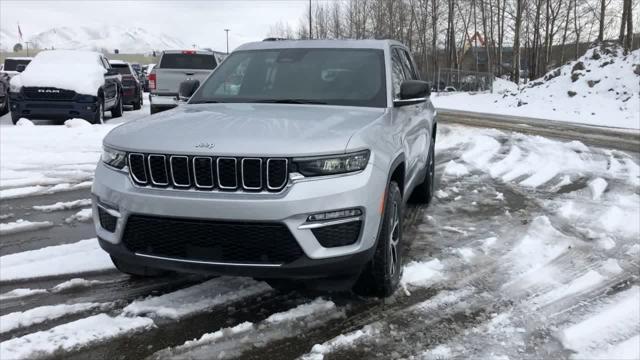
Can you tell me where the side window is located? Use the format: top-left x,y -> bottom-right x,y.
391,48 -> 405,99
101,57 -> 111,70
399,49 -> 419,80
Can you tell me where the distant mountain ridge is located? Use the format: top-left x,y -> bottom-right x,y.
0,25 -> 187,53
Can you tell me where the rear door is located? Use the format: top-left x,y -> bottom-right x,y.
155,51 -> 217,95
101,57 -> 118,107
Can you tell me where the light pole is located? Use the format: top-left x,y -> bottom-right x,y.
25,41 -> 33,56
224,29 -> 230,54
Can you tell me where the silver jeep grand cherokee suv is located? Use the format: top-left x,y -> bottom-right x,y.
93,39 -> 437,297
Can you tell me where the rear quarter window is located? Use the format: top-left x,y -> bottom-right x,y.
159,54 -> 217,70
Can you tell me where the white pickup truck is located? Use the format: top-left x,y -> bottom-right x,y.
148,50 -> 224,114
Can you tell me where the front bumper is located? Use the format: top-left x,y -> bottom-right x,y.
10,98 -> 98,120
92,160 -> 387,278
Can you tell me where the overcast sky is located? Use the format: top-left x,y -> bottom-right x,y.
0,0 -> 308,51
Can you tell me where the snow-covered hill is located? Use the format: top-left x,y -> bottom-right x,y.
434,42 -> 640,129
1,25 -> 187,53
0,28 -> 18,51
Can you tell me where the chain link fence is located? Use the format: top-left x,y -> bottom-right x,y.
435,68 -> 494,92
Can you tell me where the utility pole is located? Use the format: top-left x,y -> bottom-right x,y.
224,29 -> 230,54
308,0 -> 312,39
25,41 -> 33,56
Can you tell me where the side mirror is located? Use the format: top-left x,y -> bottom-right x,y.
394,80 -> 430,107
16,64 -> 26,73
178,79 -> 200,101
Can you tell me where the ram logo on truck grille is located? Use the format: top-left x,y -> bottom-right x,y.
37,89 -> 61,93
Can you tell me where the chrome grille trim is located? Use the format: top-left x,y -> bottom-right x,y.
217,157 -> 238,190
148,154 -> 169,186
241,158 -> 262,190
169,155 -> 191,187
128,153 -> 148,184
192,156 -> 214,189
267,158 -> 288,191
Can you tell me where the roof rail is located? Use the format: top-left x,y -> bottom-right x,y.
263,37 -> 288,41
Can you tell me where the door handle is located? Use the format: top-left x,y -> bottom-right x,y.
185,72 -> 195,76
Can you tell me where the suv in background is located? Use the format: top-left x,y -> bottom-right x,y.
10,50 -> 123,124
148,50 -> 219,114
109,60 -> 143,110
93,40 -> 436,297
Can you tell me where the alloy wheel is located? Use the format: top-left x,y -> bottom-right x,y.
388,200 -> 400,276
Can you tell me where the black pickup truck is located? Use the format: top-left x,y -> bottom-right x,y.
109,60 -> 143,110
9,50 -> 124,124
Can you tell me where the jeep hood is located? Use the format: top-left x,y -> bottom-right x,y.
104,103 -> 386,156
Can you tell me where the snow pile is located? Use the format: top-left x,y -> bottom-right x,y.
1,302 -> 108,333
64,118 -> 92,128
301,324 -> 381,360
15,118 -> 34,127
123,277 -> 270,319
65,208 -> 93,223
33,199 -> 92,212
0,238 -> 114,282
0,313 -> 154,359
434,43 -> 640,129
0,219 -> 53,235
10,50 -> 107,96
401,258 -> 444,288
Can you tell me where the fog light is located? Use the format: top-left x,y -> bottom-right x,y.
307,208 -> 362,222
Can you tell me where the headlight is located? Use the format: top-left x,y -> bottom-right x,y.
294,150 -> 370,177
102,147 -> 126,170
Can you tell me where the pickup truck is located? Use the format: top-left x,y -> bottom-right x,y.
9,50 -> 123,124
148,50 -> 220,114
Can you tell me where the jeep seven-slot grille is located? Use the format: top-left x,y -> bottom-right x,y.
128,153 -> 288,192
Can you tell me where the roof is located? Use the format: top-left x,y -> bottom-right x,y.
108,59 -> 129,65
236,39 -> 405,51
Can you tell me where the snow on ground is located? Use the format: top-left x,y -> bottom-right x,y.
0,314 -> 154,359
0,93 -> 150,199
123,277 -> 271,319
0,219 -> 53,235
300,324 -> 382,360
433,43 -> 640,129
33,199 -> 92,212
154,298 -> 344,359
0,238 -> 114,281
1,302 -> 109,333
65,208 -> 93,223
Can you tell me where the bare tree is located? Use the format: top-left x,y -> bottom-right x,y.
513,0 -> 523,83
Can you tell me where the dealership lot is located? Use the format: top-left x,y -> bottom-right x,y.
1,103 -> 638,358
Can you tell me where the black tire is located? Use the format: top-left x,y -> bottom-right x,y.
10,111 -> 21,125
90,99 -> 105,124
0,96 -> 8,116
353,181 -> 404,297
409,141 -> 435,204
111,256 -> 166,277
133,93 -> 142,110
111,93 -> 123,118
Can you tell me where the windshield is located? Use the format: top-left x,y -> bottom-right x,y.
189,48 -> 386,108
3,59 -> 31,71
159,53 -> 216,69
111,64 -> 132,75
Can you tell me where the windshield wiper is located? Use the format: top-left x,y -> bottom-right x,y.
252,99 -> 327,105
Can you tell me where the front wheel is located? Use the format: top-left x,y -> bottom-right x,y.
0,96 -> 8,116
133,92 -> 142,110
353,181 -> 404,297
91,99 -> 104,124
111,93 -> 123,118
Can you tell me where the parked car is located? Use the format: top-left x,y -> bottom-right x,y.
148,49 -> 219,114
9,50 -> 123,124
0,73 -> 9,116
93,40 -> 436,297
1,57 -> 32,79
130,63 -> 148,92
109,60 -> 143,110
